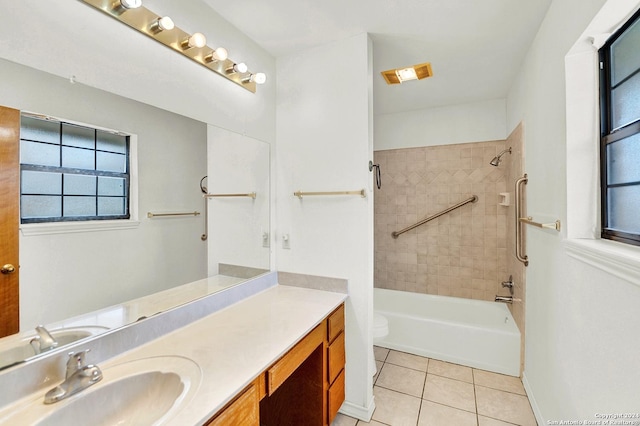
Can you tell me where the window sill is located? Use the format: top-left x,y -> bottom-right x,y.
564,238 -> 640,287
20,219 -> 140,236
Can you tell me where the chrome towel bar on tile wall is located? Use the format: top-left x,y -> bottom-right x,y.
293,189 -> 367,199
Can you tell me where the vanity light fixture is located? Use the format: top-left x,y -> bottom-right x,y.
149,16 -> 174,34
205,47 -> 228,63
381,62 -> 433,85
226,62 -> 248,74
80,0 -> 265,93
181,32 -> 207,50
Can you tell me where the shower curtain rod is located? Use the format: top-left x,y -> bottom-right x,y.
392,195 -> 478,239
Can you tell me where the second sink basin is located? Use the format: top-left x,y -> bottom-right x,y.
0,355 -> 202,425
0,326 -> 109,370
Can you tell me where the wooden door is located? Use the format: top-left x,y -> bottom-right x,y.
0,106 -> 20,337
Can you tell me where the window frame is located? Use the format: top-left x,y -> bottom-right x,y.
18,112 -> 139,232
599,8 -> 640,247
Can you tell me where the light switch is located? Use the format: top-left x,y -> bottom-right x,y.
282,233 -> 291,249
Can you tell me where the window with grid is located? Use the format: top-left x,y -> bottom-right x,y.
20,114 -> 130,223
599,9 -> 640,246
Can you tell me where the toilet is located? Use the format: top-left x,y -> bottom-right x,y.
371,313 -> 389,377
373,312 -> 389,341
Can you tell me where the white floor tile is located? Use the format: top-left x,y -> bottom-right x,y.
418,400 -> 478,426
376,363 -> 426,397
372,386 -> 421,426
473,369 -> 526,395
427,359 -> 473,383
476,385 -> 536,426
386,350 -> 430,372
423,374 -> 476,413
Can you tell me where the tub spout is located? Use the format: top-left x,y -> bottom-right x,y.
495,295 -> 521,304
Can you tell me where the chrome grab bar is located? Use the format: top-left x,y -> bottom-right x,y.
515,174 -> 529,266
392,195 -> 478,239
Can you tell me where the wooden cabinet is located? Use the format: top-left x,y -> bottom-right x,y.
207,303 -> 345,426
205,381 -> 259,426
325,305 -> 345,425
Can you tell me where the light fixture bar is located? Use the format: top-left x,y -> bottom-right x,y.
80,0 -> 261,93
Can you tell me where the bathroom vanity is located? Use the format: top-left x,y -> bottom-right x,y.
207,304 -> 345,425
0,280 -> 347,425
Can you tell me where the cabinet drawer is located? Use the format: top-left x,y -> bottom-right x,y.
327,331 -> 345,385
206,382 -> 259,426
327,304 -> 345,343
327,368 -> 345,424
267,323 -> 324,395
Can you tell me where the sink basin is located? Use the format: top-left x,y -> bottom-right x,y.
0,356 -> 202,425
0,326 -> 109,369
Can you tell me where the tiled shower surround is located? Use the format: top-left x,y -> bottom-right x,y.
374,140 -> 509,301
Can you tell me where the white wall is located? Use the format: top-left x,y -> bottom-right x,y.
374,99 -> 506,151
276,34 -> 375,419
207,126 -> 270,273
507,0 -> 640,421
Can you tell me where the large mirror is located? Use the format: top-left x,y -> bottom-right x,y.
0,57 -> 271,370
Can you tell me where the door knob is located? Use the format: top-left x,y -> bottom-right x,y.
1,264 -> 16,274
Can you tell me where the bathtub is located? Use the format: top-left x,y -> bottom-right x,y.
374,288 -> 521,376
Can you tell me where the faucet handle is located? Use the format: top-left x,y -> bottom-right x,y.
65,350 -> 90,378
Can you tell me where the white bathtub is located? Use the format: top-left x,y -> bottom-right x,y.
374,288 -> 521,376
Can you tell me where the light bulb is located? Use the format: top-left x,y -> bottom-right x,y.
233,62 -> 248,73
182,32 -> 206,49
251,73 -> 266,84
206,47 -> 228,62
150,16 -> 174,33
120,0 -> 142,9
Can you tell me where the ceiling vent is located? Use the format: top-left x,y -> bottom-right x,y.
381,62 -> 433,85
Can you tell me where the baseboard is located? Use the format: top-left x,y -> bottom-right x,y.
339,395 -> 376,422
522,370 -> 544,425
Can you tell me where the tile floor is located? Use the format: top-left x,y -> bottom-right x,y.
332,346 -> 537,426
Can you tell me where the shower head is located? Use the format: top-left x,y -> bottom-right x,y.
489,147 -> 512,166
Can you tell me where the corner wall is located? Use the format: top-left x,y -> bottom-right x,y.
275,34 -> 375,419
507,0 -> 640,420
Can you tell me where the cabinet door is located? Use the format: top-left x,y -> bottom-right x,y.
206,383 -> 259,426
327,305 -> 344,343
328,369 -> 345,424
327,331 -> 345,385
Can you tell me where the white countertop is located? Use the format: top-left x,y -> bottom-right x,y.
0,284 -> 347,425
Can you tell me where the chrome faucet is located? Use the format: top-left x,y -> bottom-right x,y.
29,325 -> 58,355
501,275 -> 514,295
495,295 -> 522,304
44,350 -> 103,404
